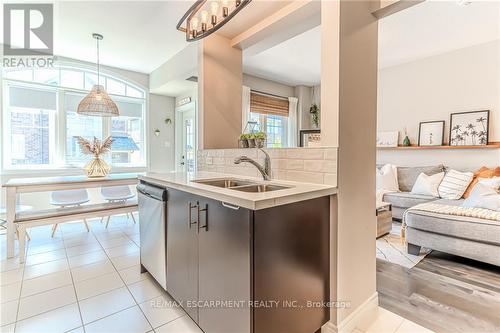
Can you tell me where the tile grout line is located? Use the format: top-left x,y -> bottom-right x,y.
61,228 -> 87,333
0,219 -> 140,330
92,216 -> 155,332
12,232 -> 29,332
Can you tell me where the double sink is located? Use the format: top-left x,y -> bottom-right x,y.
193,178 -> 291,193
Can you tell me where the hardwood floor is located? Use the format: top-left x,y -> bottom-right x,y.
377,251 -> 500,333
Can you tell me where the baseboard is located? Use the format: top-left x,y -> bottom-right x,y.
322,292 -> 379,333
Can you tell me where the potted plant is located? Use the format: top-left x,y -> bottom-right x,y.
254,131 -> 266,148
247,133 -> 256,148
76,136 -> 114,177
239,133 -> 249,148
310,103 -> 320,128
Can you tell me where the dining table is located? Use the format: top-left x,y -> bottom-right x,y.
2,172 -> 140,259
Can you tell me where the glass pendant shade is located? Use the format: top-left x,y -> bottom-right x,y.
77,85 -> 119,117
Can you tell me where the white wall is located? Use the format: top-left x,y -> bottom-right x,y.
377,40 -> 500,169
149,94 -> 176,172
242,74 -> 295,97
295,84 -> 321,130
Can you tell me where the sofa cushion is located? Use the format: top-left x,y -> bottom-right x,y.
383,192 -> 436,209
463,166 -> 500,198
397,165 -> 445,192
405,199 -> 500,246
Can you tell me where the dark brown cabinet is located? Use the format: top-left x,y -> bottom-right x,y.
165,188 -> 199,321
164,187 -> 329,333
198,198 -> 252,333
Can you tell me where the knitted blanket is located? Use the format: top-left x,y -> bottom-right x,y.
401,202 -> 500,243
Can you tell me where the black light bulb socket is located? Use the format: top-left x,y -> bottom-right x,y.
223,7 -> 229,17
211,15 -> 217,25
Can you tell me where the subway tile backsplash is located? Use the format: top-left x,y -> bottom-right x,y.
197,147 -> 338,186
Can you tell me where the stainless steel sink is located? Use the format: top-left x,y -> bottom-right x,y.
193,178 -> 291,192
229,184 -> 290,193
193,179 -> 253,188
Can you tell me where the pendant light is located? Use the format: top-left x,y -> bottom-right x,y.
177,0 -> 252,42
77,33 -> 119,117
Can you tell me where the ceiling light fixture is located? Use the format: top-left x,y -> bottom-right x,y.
177,0 -> 252,42
77,33 -> 119,117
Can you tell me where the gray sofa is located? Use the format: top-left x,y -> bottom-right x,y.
382,165 -> 445,219
380,164 -> 500,267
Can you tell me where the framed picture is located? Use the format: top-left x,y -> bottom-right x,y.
449,110 -> 489,146
376,131 -> 399,147
418,121 -> 445,146
299,130 -> 321,147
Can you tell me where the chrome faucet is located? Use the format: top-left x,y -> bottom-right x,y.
234,148 -> 271,180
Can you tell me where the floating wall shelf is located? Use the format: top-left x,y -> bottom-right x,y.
377,142 -> 500,150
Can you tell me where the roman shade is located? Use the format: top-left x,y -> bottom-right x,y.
250,92 -> 289,116
9,86 -> 56,110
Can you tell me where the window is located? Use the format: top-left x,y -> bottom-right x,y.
249,92 -> 289,148
249,113 -> 288,148
65,93 -> 103,166
2,65 -> 147,170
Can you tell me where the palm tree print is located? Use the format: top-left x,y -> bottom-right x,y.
452,113 -> 488,146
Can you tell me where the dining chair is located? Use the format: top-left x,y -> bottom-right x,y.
50,189 -> 90,237
0,205 -> 32,241
100,185 -> 136,228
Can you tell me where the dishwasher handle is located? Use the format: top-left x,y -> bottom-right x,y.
137,183 -> 167,201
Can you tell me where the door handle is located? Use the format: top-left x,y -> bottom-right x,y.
188,202 -> 198,228
221,202 -> 240,210
197,204 -> 208,233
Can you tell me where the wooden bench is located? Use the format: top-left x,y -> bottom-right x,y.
15,200 -> 138,262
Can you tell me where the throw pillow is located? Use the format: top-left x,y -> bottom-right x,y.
411,172 -> 445,197
396,165 -> 445,192
463,183 -> 500,211
477,176 -> 500,191
376,164 -> 399,192
463,166 -> 500,198
437,169 -> 474,200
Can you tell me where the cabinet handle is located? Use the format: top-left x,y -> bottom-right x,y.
197,204 -> 208,233
221,202 -> 240,210
188,202 -> 198,228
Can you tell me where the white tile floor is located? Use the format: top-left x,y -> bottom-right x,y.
0,215 -> 434,333
0,216 -> 199,333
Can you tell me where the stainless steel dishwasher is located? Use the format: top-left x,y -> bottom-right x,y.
137,182 -> 167,290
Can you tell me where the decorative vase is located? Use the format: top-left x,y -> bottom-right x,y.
84,156 -> 111,178
239,139 -> 249,148
255,138 -> 265,148
247,138 -> 256,148
403,136 -> 411,147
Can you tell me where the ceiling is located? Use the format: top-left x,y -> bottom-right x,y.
378,0 -> 500,68
243,25 -> 321,86
242,0 -> 500,86
53,1 -> 194,74
218,0 -> 292,39
23,0 -> 290,75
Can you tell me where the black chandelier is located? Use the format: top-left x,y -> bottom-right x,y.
177,0 -> 252,42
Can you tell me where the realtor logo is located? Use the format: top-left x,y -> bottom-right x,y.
3,4 -> 53,56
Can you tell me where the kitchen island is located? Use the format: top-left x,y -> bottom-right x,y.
138,172 -> 336,333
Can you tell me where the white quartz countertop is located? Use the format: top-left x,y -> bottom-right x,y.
139,171 -> 337,210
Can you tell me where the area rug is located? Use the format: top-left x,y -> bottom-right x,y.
376,223 -> 431,269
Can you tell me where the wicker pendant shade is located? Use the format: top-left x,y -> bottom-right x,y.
77,85 -> 119,116
77,33 -> 119,117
